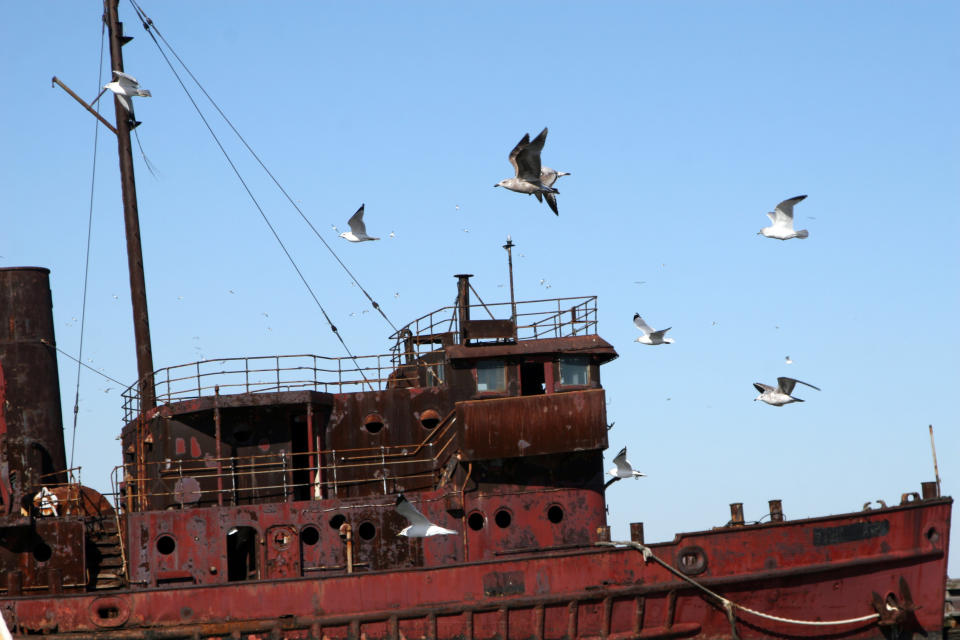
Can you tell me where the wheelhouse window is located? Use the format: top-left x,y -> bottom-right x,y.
476,360 -> 507,392
424,363 -> 445,387
559,356 -> 590,386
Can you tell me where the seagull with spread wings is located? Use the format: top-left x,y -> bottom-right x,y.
494,128 -> 559,203
338,204 -> 379,242
633,313 -> 674,345
758,195 -> 809,240
608,447 -> 646,480
103,70 -> 151,114
396,494 -> 457,537
753,376 -> 820,406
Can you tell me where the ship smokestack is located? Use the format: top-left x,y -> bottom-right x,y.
0,267 -> 68,514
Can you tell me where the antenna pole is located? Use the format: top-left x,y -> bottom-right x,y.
503,236 -> 517,340
929,425 -> 941,497
104,0 -> 155,412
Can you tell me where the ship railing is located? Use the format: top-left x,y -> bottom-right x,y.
121,352 -> 434,422
390,295 -> 598,363
110,411 -> 460,511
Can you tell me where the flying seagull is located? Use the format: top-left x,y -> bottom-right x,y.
103,70 -> 151,121
494,128 -> 559,202
608,447 -> 646,480
758,195 -> 809,240
534,166 -> 570,215
396,494 -> 457,537
633,313 -> 674,345
753,376 -> 820,406
339,204 -> 379,242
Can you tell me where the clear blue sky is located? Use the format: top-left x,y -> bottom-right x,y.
2,2 -> 958,576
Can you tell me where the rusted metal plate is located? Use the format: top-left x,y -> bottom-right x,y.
445,335 -> 618,363
462,319 -> 514,340
457,389 -> 607,461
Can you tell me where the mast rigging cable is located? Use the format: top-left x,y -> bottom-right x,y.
127,0 -> 398,335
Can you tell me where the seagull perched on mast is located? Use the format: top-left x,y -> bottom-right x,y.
753,376 -> 820,406
395,494 -> 457,537
534,166 -> 570,215
338,204 -> 379,242
633,313 -> 674,345
758,195 -> 809,240
494,128 -> 559,206
103,70 -> 151,125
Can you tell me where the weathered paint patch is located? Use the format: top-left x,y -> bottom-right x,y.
813,520 -> 889,546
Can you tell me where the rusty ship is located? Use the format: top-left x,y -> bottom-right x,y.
0,1 -> 953,639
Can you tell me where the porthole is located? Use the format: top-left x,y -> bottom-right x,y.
156,535 -> 176,555
494,509 -> 512,529
468,512 -> 485,531
232,425 -> 252,444
302,525 -> 320,545
328,514 -> 346,530
926,527 -> 940,544
358,521 -> 377,541
33,541 -> 53,562
363,413 -> 385,434
419,409 -> 441,430
547,505 -> 564,524
676,546 -> 707,575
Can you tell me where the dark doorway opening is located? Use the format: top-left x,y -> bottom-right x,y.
520,362 -> 546,396
226,526 -> 258,581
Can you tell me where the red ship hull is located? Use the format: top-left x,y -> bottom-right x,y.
4,497 -> 950,639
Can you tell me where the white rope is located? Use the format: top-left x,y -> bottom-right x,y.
598,541 -> 880,627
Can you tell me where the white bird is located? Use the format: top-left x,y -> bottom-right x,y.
0,605 -> 12,640
494,128 -> 559,200
758,195 -> 809,240
753,376 -> 820,406
534,166 -> 570,215
103,70 -> 151,114
338,204 -> 379,242
785,355 -> 793,365
608,447 -> 646,480
396,494 -> 457,537
633,313 -> 674,345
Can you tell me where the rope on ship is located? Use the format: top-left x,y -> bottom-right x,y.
127,0 -> 400,338
68,18 -> 108,475
598,540 -> 880,638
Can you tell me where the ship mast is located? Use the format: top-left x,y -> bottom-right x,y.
104,0 -> 155,412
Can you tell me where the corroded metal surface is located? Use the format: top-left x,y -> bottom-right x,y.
1,498 -> 951,639
457,389 -> 607,460
0,267 -> 68,513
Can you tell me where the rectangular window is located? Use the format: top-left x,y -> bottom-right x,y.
424,363 -> 445,387
476,360 -> 506,392
559,356 -> 590,386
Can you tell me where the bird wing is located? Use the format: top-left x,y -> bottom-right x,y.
772,195 -> 807,227
651,327 -> 671,340
633,314 -> 653,335
112,70 -> 140,87
396,494 -> 432,527
515,127 -> 547,182
612,447 -> 632,474
778,377 -> 820,394
544,192 -> 559,215
753,382 -> 774,394
508,133 -> 531,177
114,93 -> 133,113
346,204 -> 368,235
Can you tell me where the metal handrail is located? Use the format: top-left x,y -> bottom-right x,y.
111,423 -> 460,510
